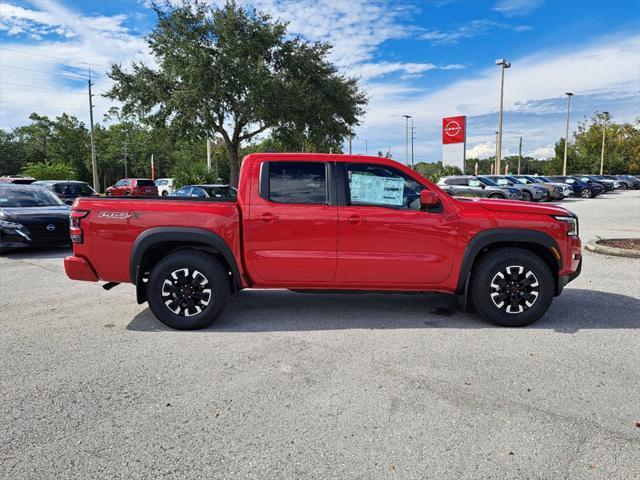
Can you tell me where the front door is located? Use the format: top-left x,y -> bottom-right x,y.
336,162 -> 458,286
245,160 -> 338,285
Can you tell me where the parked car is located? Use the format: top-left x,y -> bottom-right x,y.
106,178 -> 158,197
437,176 -> 520,200
616,175 -> 640,189
0,184 -> 71,253
0,175 -> 36,185
545,176 -> 602,198
32,180 -> 98,205
64,153 -> 582,330
155,178 -> 175,196
578,175 -> 615,192
171,184 -> 238,200
529,176 -> 573,198
484,175 -> 545,202
513,175 -> 564,201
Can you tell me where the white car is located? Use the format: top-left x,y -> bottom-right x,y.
155,178 -> 175,196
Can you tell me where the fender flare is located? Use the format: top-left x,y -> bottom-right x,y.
129,227 -> 242,289
456,228 -> 562,294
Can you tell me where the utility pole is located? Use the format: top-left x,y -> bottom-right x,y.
88,70 -> 98,192
600,111 -> 609,175
495,59 -> 511,175
494,131 -> 499,162
562,92 -> 573,176
403,114 -> 412,165
123,143 -> 128,178
517,136 -> 522,174
348,125 -> 353,155
410,119 -> 415,169
206,138 -> 212,172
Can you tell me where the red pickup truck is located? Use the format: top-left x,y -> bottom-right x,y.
65,153 -> 581,329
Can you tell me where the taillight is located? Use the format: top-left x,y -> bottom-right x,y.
70,210 -> 89,243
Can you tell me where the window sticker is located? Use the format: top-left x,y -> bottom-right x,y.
350,173 -> 404,206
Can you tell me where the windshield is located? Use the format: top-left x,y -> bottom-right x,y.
0,188 -> 65,207
524,176 -> 543,183
537,176 -> 552,182
505,176 -> 525,185
477,177 -> 499,186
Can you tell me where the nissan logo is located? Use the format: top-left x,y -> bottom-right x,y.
46,224 -> 56,232
444,120 -> 462,137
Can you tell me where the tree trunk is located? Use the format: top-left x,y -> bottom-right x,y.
226,141 -> 241,187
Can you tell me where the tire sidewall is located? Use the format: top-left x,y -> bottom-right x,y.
580,188 -> 592,198
147,251 -> 229,330
471,249 -> 554,327
522,191 -> 532,202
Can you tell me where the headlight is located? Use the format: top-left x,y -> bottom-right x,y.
0,219 -> 24,230
554,215 -> 578,236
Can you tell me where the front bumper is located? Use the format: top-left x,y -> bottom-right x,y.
64,256 -> 99,282
557,257 -> 581,295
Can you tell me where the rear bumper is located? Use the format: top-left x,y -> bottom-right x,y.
64,256 -> 98,282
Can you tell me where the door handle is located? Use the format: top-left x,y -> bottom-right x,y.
347,215 -> 362,225
261,212 -> 277,223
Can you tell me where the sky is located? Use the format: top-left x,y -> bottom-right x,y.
0,0 -> 639,163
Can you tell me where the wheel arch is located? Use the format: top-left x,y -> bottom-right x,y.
130,227 -> 243,304
456,229 -> 563,299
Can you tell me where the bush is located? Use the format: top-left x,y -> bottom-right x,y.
171,159 -> 220,188
22,161 -> 77,180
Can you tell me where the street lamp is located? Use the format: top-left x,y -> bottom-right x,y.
403,114 -> 412,165
600,111 -> 610,175
562,92 -> 573,176
495,58 -> 511,175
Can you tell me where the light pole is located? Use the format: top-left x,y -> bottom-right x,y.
495,58 -> 511,175
494,131 -> 499,161
562,92 -> 573,176
600,111 -> 610,175
403,114 -> 412,165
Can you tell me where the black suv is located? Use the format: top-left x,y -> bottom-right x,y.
32,180 -> 98,205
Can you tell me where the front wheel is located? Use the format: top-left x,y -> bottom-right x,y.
147,251 -> 230,330
580,188 -> 593,198
521,191 -> 533,202
470,248 -> 554,327
488,193 -> 504,199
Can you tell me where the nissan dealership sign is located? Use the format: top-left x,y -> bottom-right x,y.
442,115 -> 467,172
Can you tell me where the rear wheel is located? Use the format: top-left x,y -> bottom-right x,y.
521,191 -> 533,202
470,248 -> 554,327
488,193 -> 504,199
580,188 -> 593,198
619,182 -> 628,190
161,190 -> 168,196
147,251 -> 230,330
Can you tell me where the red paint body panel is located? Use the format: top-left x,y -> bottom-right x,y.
67,153 -> 581,295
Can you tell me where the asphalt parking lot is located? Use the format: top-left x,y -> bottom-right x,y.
1,190 -> 639,479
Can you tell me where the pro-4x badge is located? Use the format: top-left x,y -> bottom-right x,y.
98,211 -> 132,220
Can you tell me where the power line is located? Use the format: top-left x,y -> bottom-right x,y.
0,47 -> 109,69
1,81 -> 83,94
0,99 -> 89,108
0,63 -> 88,79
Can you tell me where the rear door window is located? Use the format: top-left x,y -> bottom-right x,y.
137,180 -> 155,187
267,162 -> 327,204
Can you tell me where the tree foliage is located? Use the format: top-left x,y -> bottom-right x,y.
22,160 -> 76,180
106,0 -> 366,185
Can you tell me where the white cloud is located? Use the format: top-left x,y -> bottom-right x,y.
529,145 -> 554,159
467,142 -> 497,159
493,0 -> 544,17
422,19 -> 532,46
349,62 -> 464,80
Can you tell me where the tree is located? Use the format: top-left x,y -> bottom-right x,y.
106,0 -> 366,186
22,160 -> 76,180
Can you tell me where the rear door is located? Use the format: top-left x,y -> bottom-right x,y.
335,162 -> 458,286
245,160 -> 338,284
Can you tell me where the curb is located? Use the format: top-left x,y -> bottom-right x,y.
584,236 -> 640,259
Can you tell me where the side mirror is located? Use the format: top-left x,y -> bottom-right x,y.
481,184 -> 486,189
420,189 -> 439,207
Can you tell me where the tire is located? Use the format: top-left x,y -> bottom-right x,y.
125,192 -> 131,196
488,193 -> 504,199
619,182 -> 628,190
147,251 -> 230,330
106,191 -> 111,196
470,248 -> 554,327
521,191 -> 533,202
161,191 -> 168,196
580,188 -> 593,198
